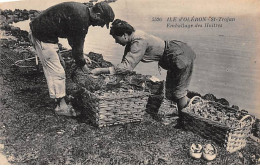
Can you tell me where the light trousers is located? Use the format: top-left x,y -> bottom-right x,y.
29,31 -> 66,99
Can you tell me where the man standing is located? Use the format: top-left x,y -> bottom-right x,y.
29,2 -> 115,116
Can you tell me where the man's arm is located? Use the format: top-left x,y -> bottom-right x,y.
68,35 -> 86,67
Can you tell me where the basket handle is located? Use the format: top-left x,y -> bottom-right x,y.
187,96 -> 204,107
239,114 -> 255,127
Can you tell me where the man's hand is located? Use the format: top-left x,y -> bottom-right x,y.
84,55 -> 92,64
81,64 -> 90,74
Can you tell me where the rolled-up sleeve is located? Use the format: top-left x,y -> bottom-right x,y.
109,39 -> 147,74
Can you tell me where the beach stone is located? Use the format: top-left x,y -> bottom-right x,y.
241,109 -> 249,115
0,23 -> 11,30
0,15 -> 6,23
216,98 -> 229,106
7,15 -> 14,21
10,26 -> 20,32
13,18 -> 19,23
203,93 -> 217,101
29,10 -> 39,14
231,105 -> 239,110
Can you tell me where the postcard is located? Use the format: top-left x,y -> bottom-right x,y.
0,0 -> 259,165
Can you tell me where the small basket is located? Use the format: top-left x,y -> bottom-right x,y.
13,50 -> 41,74
182,96 -> 255,153
74,88 -> 150,127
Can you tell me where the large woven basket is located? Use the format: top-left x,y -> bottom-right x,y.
182,96 -> 255,153
75,88 -> 150,127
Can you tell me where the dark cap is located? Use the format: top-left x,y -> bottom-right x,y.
95,2 -> 115,28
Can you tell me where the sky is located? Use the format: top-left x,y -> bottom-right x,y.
0,0 -> 260,17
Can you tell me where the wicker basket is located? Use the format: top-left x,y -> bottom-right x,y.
14,50 -> 42,74
182,96 -> 255,153
14,57 -> 39,73
76,88 -> 150,127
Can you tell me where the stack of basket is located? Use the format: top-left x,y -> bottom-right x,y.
182,96 -> 255,153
